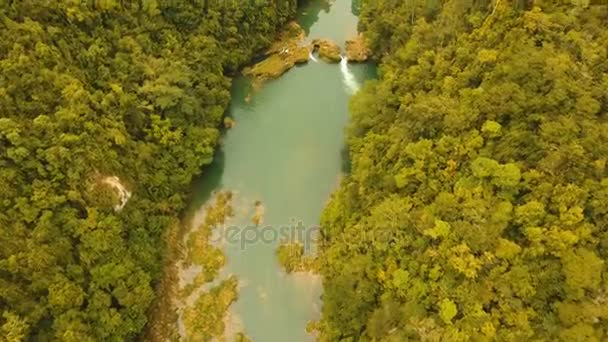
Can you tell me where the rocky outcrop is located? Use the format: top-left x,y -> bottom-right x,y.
345,35 -> 370,63
223,117 -> 236,129
243,22 -> 310,97
311,38 -> 341,63
251,200 -> 265,226
243,48 -> 308,80
101,176 -> 131,211
266,21 -> 306,55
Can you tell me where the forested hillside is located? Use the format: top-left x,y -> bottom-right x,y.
0,1 -> 302,340
319,1 -> 608,341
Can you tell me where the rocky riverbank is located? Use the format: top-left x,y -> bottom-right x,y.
243,21 -> 310,101
345,34 -> 370,62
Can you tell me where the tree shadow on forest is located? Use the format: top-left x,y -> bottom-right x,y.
340,144 -> 352,174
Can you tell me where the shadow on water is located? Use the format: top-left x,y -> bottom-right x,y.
354,61 -> 379,82
187,147 -> 225,213
351,0 -> 361,16
228,77 -> 251,107
297,0 -> 330,35
185,75 -> 251,216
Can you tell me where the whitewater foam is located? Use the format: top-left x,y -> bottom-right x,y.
309,51 -> 318,62
340,56 -> 359,94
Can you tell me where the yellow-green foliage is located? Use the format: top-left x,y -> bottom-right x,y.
182,277 -> 238,341
276,242 -> 317,273
177,192 -> 237,340
318,1 -> 608,341
244,21 -> 310,87
0,1 -> 304,340
245,53 -> 299,80
345,35 -> 370,62
185,192 -> 233,271
224,117 -> 236,129
312,38 -> 342,63
235,332 -> 253,342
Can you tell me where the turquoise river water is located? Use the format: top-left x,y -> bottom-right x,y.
186,1 -> 375,340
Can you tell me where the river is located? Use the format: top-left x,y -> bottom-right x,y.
185,1 -> 375,340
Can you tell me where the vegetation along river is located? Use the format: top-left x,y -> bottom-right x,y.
184,1 -> 375,341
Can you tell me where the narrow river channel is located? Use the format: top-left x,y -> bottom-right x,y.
186,1 -> 375,340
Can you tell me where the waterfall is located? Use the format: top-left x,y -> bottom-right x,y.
309,51 -> 318,63
340,56 -> 359,94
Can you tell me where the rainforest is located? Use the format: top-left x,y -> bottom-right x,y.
1,0 -> 608,341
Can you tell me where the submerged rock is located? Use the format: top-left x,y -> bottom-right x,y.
235,332 -> 253,342
251,200 -> 265,226
345,35 -> 370,62
223,117 -> 235,129
311,38 -> 341,63
257,286 -> 268,301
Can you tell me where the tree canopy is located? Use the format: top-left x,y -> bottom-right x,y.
318,1 -> 608,341
0,0 -> 301,340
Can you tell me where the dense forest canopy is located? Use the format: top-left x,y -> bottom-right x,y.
0,0 -> 303,340
319,0 -> 608,341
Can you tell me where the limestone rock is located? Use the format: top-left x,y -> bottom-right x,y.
243,21 -> 312,100
345,35 -> 370,63
223,117 -> 235,129
311,38 -> 342,63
